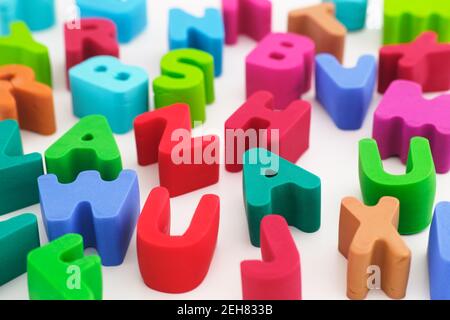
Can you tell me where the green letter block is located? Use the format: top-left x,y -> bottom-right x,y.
359,137 -> 436,234
0,120 -> 43,215
384,0 -> 450,44
153,48 -> 215,126
27,233 -> 102,300
45,115 -> 122,184
243,148 -> 321,247
0,214 -> 40,286
0,22 -> 52,86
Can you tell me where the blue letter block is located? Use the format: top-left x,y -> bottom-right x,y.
69,56 -> 149,134
323,0 -> 367,31
0,0 -> 55,35
428,202 -> 450,300
0,120 -> 44,215
76,0 -> 147,43
169,8 -> 224,77
38,170 -> 140,266
315,54 -> 376,130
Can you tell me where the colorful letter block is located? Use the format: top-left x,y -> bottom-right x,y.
0,0 -> 55,35
154,49 -> 215,125
222,0 -> 272,45
339,197 -> 411,300
27,234 -> 102,300
0,22 -> 52,86
378,32 -> 450,94
323,0 -> 367,31
359,138 -> 436,235
64,18 -> 120,87
0,65 -> 56,135
243,148 -> 321,247
428,202 -> 450,300
246,33 -> 315,109
225,91 -> 311,172
0,120 -> 43,215
383,0 -> 450,44
0,214 -> 40,286
169,8 -> 224,77
0,0 -> 14,35
315,54 -> 376,130
288,3 -> 346,62
137,187 -> 220,293
373,80 -> 450,174
134,103 -> 219,197
45,115 -> 122,184
38,170 -> 140,266
76,0 -> 147,43
70,56 -> 149,134
241,215 -> 301,300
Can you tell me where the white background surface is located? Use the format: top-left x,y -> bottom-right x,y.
1,0 -> 449,300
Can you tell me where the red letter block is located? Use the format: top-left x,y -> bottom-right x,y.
64,18 -> 120,87
137,187 -> 220,293
241,215 -> 301,300
134,104 -> 219,197
378,32 -> 450,93
222,0 -> 272,45
246,33 -> 315,109
225,91 -> 311,172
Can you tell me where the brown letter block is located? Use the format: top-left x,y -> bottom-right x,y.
0,65 -> 56,135
338,196 -> 411,300
288,3 -> 346,62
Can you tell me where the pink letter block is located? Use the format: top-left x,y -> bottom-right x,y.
373,80 -> 450,174
64,18 -> 120,88
241,215 -> 301,300
246,33 -> 315,109
225,91 -> 311,172
222,0 -> 272,45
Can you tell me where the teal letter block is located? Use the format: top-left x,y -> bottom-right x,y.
0,120 -> 44,215
0,0 -> 55,35
169,8 -> 225,76
70,56 -> 149,134
243,148 -> 321,247
0,214 -> 40,286
323,0 -> 367,31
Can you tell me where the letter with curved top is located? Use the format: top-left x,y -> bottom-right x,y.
246,33 -> 314,109
241,215 -> 301,300
153,49 -> 215,125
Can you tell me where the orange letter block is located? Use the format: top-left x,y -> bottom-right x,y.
0,65 -> 55,135
288,3 -> 346,62
338,197 -> 411,299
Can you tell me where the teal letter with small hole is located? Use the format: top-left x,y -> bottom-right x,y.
243,148 -> 321,247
